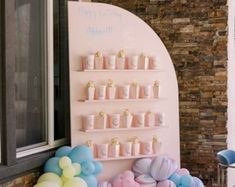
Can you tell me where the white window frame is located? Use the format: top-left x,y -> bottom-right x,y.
16,0 -> 67,158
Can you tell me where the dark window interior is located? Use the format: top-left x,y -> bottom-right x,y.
0,0 -> 2,160
15,0 -> 47,149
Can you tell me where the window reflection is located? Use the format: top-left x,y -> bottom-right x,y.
15,0 -> 47,150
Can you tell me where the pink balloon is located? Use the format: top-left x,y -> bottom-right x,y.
176,168 -> 190,176
123,170 -> 135,179
123,178 -> 141,187
139,184 -> 157,187
135,174 -> 156,184
112,170 -> 140,187
157,180 -> 176,187
112,175 -> 123,187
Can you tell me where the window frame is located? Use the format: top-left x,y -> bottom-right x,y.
0,0 -> 70,182
0,0 -> 3,165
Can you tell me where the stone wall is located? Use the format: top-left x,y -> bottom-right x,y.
0,0 -> 228,186
91,0 -> 228,186
0,172 -> 39,187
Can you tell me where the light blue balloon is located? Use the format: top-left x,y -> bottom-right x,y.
169,173 -> 181,186
180,175 -> 193,187
55,146 -> 72,157
93,161 -> 103,175
80,174 -> 97,187
69,145 -> 93,163
81,161 -> 95,176
44,157 -> 62,176
192,177 -> 204,187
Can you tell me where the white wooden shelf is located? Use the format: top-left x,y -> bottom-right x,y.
81,126 -> 168,133
95,154 -> 157,161
78,69 -> 164,72
79,98 -> 165,103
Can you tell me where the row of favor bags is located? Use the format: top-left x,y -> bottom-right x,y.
86,80 -> 160,100
83,51 -> 158,70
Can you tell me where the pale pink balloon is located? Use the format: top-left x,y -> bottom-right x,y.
112,170 -> 140,187
150,156 -> 179,181
139,184 -> 157,187
176,168 -> 190,176
122,178 -> 141,187
112,175 -> 123,187
135,174 -> 156,184
132,158 -> 152,177
123,170 -> 135,179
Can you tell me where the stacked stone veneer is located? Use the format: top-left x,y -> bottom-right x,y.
0,172 -> 40,187
0,0 -> 228,186
91,0 -> 228,186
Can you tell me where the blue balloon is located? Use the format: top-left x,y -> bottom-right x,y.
69,145 -> 93,163
193,177 -> 204,187
169,173 -> 181,186
180,175 -> 193,187
44,157 -> 62,176
55,146 -> 72,157
80,174 -> 97,187
81,161 -> 95,176
93,161 -> 103,175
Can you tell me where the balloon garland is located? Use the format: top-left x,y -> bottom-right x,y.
34,146 -> 204,187
34,145 -> 103,187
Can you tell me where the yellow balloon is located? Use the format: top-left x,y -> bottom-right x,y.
59,156 -> 72,169
37,173 -> 62,186
34,181 -> 60,187
63,177 -> 87,187
63,165 -> 76,178
72,163 -> 81,175
61,174 -> 70,183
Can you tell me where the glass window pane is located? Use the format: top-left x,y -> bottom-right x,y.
0,1 -> 2,161
15,0 -> 47,150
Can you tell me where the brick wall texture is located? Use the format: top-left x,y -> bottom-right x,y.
0,172 -> 40,187
91,0 -> 228,186
0,0 -> 228,186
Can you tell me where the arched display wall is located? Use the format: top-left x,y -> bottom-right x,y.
68,2 -> 180,180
